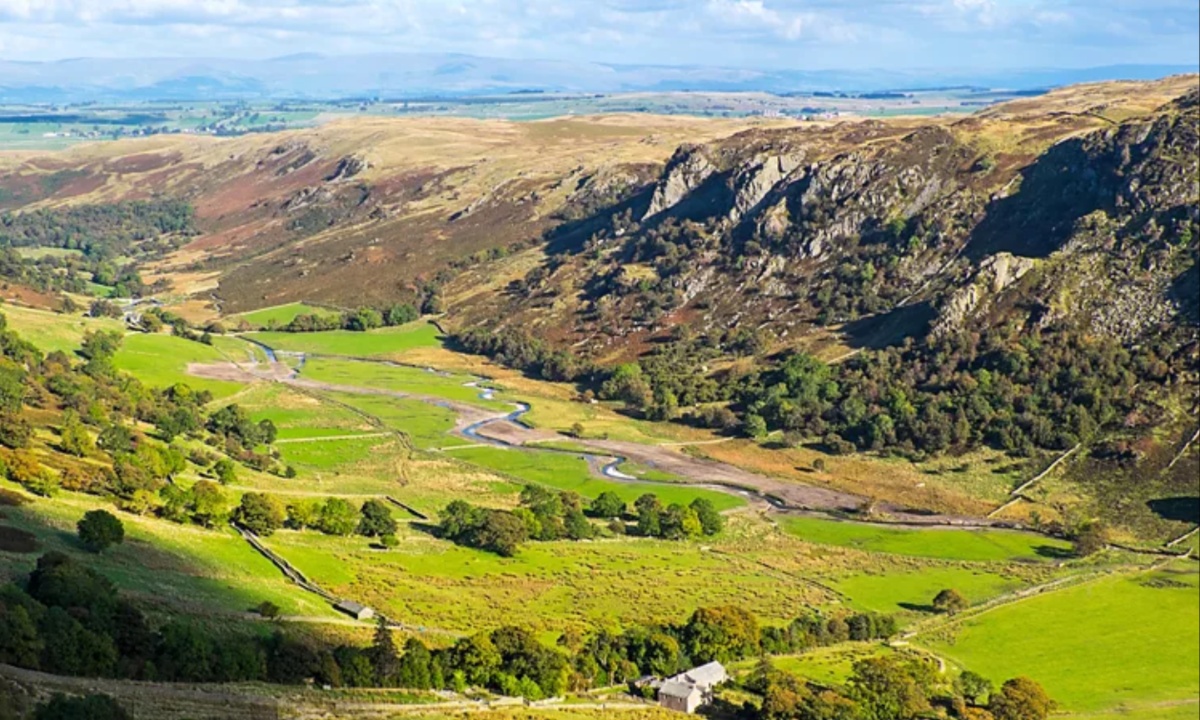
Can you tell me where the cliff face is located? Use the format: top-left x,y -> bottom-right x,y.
450,81 -> 1198,363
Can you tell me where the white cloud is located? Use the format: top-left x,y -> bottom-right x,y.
0,0 -> 1192,68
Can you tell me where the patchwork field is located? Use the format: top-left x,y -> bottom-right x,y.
0,304 -> 1194,720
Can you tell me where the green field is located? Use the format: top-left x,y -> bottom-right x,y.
777,515 -> 1073,563
833,564 -> 1039,615
300,357 -> 511,410
262,515 -> 826,635
447,445 -> 744,511
1,305 -> 126,355
234,302 -> 342,328
731,644 -> 896,686
113,332 -> 244,397
925,563 -> 1200,713
0,483 -> 335,619
247,321 -> 441,357
327,392 -> 470,449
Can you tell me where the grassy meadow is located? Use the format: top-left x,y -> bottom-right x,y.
777,515 -> 1073,562
924,562 -> 1200,713
113,332 -> 245,397
247,320 -> 441,357
234,302 -> 342,328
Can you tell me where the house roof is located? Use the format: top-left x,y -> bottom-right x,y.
671,660 -> 727,688
335,600 -> 369,614
659,681 -> 701,699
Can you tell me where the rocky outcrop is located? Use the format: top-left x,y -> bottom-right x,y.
643,146 -> 717,220
729,152 -> 804,223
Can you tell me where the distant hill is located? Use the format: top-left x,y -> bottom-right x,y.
0,52 -> 1195,101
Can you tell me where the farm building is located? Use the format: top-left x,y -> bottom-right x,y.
657,661 -> 727,714
334,600 -> 375,621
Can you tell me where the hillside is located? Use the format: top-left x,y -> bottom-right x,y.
0,75 -> 1197,538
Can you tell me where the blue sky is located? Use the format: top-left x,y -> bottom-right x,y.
0,0 -> 1196,68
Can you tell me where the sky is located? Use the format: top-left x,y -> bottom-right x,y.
0,0 -> 1196,70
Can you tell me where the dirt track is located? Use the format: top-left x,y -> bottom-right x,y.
190,359 -> 1007,527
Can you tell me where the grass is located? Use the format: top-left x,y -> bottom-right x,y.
237,384 -> 375,440
924,562 -> 1200,713
0,305 -> 126,355
776,515 -> 1072,563
0,483 -> 335,619
834,565 -> 1037,615
113,332 -> 245,397
730,644 -> 895,686
246,321 -> 441,357
261,513 -> 826,635
278,436 -> 396,470
233,302 -> 341,328
446,445 -> 744,511
300,357 -> 511,411
326,392 -> 471,449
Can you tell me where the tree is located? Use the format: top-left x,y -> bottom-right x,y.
634,493 -> 663,537
256,601 -> 281,619
989,677 -> 1053,720
234,493 -> 287,536
213,458 -> 237,485
369,617 -> 399,686
589,491 -> 625,519
932,588 -> 968,615
188,481 -> 229,527
473,510 -> 528,556
957,670 -> 994,705
661,503 -> 703,540
318,498 -> 360,536
357,499 -> 398,538
848,656 -> 933,720
59,411 -> 92,457
77,510 -> 124,552
689,497 -> 724,536
683,605 -> 760,663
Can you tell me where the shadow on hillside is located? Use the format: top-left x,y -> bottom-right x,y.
841,301 -> 936,351
898,602 -> 937,614
1147,496 -> 1200,524
1035,545 -> 1077,560
963,136 -> 1118,261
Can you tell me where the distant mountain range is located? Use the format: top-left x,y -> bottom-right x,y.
0,53 -> 1195,102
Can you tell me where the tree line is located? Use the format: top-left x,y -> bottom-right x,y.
437,486 -> 724,555
453,317 -> 1191,462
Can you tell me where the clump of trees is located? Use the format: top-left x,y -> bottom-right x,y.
437,487 -> 725,555
268,303 -> 420,334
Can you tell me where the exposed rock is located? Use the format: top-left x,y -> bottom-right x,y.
643,146 -> 716,220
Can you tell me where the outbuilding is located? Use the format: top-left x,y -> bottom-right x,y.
334,600 -> 375,621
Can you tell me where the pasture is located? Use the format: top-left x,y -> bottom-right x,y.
247,321 -> 441,357
113,332 -> 245,397
776,515 -> 1072,563
300,357 -> 511,410
832,564 -> 1043,615
261,513 -> 829,635
446,445 -> 744,511
0,482 -> 333,619
233,302 -> 341,328
924,562 -> 1200,713
1,304 -> 125,355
